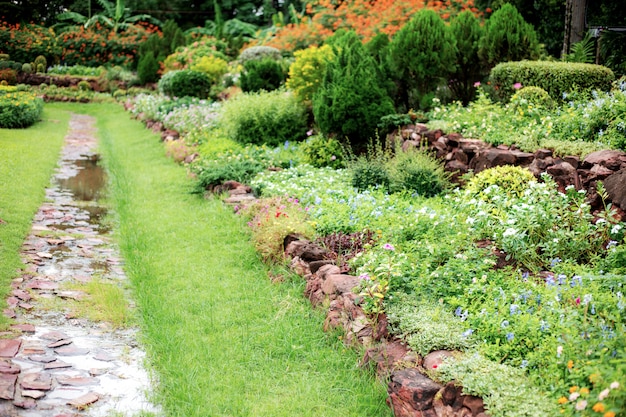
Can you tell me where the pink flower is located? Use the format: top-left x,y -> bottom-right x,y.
598,388 -> 610,400
576,296 -> 581,305
575,400 -> 587,411
474,81 -> 481,87
513,82 -> 523,90
383,243 -> 395,251
569,392 -> 580,401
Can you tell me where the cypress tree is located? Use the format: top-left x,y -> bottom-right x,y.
449,10 -> 485,105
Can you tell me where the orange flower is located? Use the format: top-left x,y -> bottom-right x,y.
570,386 -> 579,393
592,403 -> 605,412
558,397 -> 568,405
567,360 -> 574,369
604,412 -> 615,417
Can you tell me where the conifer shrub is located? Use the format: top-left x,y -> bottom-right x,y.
478,3 -> 540,70
490,61 -> 615,101
388,9 -> 456,111
313,31 -> 395,148
449,10 -> 485,105
219,90 -> 307,147
240,58 -> 285,93
137,51 -> 160,84
158,69 -> 212,99
286,45 -> 335,103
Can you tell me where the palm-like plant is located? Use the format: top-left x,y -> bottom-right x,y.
57,0 -> 160,32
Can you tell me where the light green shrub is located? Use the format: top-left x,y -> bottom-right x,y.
465,165 -> 536,199
190,55 -> 228,85
219,90 -> 308,147
0,90 -> 44,128
286,45 -> 335,102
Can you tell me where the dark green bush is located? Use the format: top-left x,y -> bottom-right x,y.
449,10 -> 485,105
388,9 -> 457,111
490,61 -> 615,101
137,51 -> 160,84
240,58 -> 285,93
351,159 -> 391,191
220,90 -> 308,147
158,70 -> 212,99
478,3 -> 541,70
313,31 -> 395,148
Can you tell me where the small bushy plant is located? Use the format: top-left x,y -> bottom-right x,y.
137,51 -> 160,84
240,58 -> 285,93
190,55 -> 228,85
238,46 -> 282,63
158,69 -> 212,99
286,45 -> 335,103
0,89 -> 43,128
299,135 -> 345,169
510,86 -> 554,108
388,149 -> 449,197
219,90 -> 307,147
465,165 -> 536,199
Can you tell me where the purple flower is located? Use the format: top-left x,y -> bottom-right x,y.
382,243 -> 395,251
462,329 -> 474,338
306,129 -> 313,136
473,81 -> 481,87
513,82 -> 523,90
358,273 -> 371,281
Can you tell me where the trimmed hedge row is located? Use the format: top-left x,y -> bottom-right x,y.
490,61 -> 615,101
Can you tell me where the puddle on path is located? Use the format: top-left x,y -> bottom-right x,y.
0,114 -> 160,417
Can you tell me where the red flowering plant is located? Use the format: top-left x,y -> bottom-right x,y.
0,21 -> 60,64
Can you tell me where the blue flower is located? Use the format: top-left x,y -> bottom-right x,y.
501,320 -> 509,328
506,332 -> 515,341
557,274 -> 567,285
462,329 -> 474,338
545,275 -> 556,287
521,360 -> 529,368
509,304 -> 520,315
550,258 -> 561,267
454,307 -> 462,317
570,275 -> 583,287
540,321 -> 549,332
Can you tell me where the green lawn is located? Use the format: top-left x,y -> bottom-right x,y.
60,102 -> 392,417
0,107 -> 68,328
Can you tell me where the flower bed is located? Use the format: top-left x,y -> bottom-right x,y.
0,86 -> 43,128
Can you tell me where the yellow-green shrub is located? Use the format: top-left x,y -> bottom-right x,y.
465,165 -> 536,199
0,89 -> 44,128
286,45 -> 334,102
190,55 -> 228,85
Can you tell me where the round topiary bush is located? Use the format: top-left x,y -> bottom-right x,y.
510,86 -> 554,108
238,46 -> 282,63
158,70 -> 212,99
465,165 -> 536,199
0,89 -> 44,128
240,58 -> 285,93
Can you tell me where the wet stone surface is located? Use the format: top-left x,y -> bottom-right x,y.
1,114 -> 159,416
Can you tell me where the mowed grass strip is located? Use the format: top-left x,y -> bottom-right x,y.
89,102 -> 391,417
0,107 -> 69,329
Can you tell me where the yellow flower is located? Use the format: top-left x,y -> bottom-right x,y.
580,387 -> 590,395
558,397 -> 568,405
570,386 -> 579,393
567,360 -> 574,369
592,403 -> 605,412
604,412 -> 615,417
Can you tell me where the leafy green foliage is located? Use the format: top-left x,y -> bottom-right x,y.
286,45 -> 335,103
157,69 -> 211,99
478,3 -> 540,70
565,34 -> 596,64
449,10 -> 484,105
510,86 -> 554,108
313,31 -> 395,147
0,89 -> 43,128
490,61 -> 615,102
351,159 -> 391,192
299,135 -> 345,169
240,58 -> 285,93
190,55 -> 228,85
219,90 -> 308,147
137,51 -> 160,84
465,165 -> 536,199
387,149 -> 449,197
388,9 -> 457,111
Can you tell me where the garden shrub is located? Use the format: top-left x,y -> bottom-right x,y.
478,3 -> 541,70
190,55 -> 228,85
388,149 -> 449,197
158,69 -> 212,99
286,45 -> 335,103
240,58 -> 285,93
238,46 -> 282,63
299,135 -> 345,169
21,63 -> 33,74
137,51 -> 160,84
490,61 -> 615,102
48,65 -> 104,77
449,10 -> 485,105
219,90 -> 308,147
0,69 -> 16,84
0,89 -> 44,128
388,9 -> 457,111
0,21 -> 59,65
510,86 -> 554,108
34,55 -> 47,72
313,31 -> 395,148
77,80 -> 91,91
465,165 -> 536,199
191,146 -> 268,191
351,159 -> 391,191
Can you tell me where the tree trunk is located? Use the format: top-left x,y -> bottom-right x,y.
563,0 -> 587,56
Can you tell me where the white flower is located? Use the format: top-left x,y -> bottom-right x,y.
612,224 -> 623,235
610,381 -> 620,390
557,346 -> 563,357
598,388 -> 610,400
569,392 -> 580,401
503,228 -> 518,237
575,400 -> 587,411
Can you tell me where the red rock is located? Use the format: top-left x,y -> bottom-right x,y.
55,346 -> 89,356
29,355 -> 56,363
93,352 -> 116,362
57,376 -> 98,386
26,280 -> 58,290
0,373 -> 17,400
18,303 -> 34,310
0,360 -> 20,374
13,398 -> 37,409
67,392 -> 99,409
11,290 -> 32,301
21,389 -> 46,399
44,361 -> 72,370
11,324 -> 35,333
7,297 -> 19,306
387,368 -> 443,414
47,339 -> 72,348
0,340 -> 22,358
462,394 -> 486,414
605,169 -> 626,210
321,274 -> 360,295
41,331 -> 69,342
20,373 -> 52,391
3,309 -> 16,319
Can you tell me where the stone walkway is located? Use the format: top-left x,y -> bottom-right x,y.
0,115 -> 159,416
